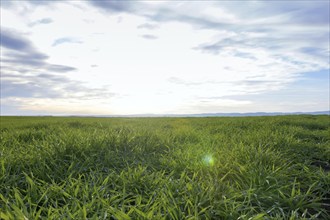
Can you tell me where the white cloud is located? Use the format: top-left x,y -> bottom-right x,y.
1,1 -> 329,115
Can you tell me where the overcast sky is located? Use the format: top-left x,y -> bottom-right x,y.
1,0 -> 329,115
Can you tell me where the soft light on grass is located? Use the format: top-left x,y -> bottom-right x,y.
0,115 -> 329,219
202,155 -> 215,167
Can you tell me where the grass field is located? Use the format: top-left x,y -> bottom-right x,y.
0,116 -> 329,219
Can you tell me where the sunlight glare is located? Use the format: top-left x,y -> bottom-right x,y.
203,155 -> 215,166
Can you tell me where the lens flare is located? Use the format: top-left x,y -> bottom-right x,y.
203,155 -> 214,166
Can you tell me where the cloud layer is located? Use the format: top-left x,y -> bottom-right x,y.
1,1 -> 329,115
1,27 -> 115,114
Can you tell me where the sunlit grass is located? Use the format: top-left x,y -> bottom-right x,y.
0,115 -> 329,219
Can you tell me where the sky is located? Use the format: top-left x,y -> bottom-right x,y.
1,0 -> 329,115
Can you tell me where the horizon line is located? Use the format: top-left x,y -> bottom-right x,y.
1,110 -> 329,117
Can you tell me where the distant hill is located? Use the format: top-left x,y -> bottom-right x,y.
10,111 -> 328,117
184,111 -> 330,117
92,111 -> 330,118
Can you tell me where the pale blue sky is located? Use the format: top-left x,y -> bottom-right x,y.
1,1 -> 329,115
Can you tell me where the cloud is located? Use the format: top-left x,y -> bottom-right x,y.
1,1 -> 328,115
219,72 -> 330,113
137,23 -> 159,30
232,51 -> 256,60
232,1 -> 329,26
47,64 -> 77,72
2,51 -> 48,66
1,79 -> 61,98
1,28 -> 115,111
1,28 -> 76,72
88,0 -> 135,13
237,80 -> 289,94
37,73 -> 70,82
87,0 -> 329,69
0,29 -> 33,50
141,34 -> 158,40
1,58 -> 75,73
1,71 -> 71,99
293,5 -> 329,25
193,29 -> 329,74
28,18 -> 53,27
85,0 -> 329,69
149,10 -> 230,30
1,66 -> 115,101
2,50 -> 76,73
87,0 -> 233,30
194,34 -> 327,59
52,37 -> 83,47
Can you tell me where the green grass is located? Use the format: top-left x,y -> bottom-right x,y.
0,115 -> 329,219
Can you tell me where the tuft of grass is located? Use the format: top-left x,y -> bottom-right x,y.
0,115 -> 329,219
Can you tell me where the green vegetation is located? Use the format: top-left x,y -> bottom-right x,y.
0,116 -> 329,219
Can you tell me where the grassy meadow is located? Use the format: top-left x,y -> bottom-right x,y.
0,115 -> 329,219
